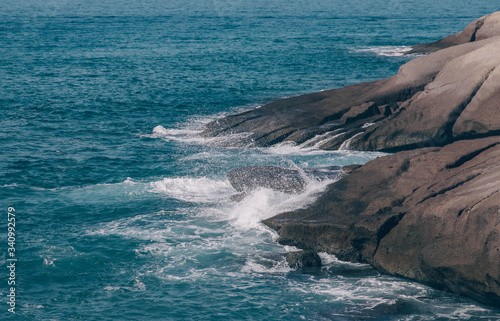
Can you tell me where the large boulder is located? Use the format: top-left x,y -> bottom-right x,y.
285,250 -> 322,269
409,11 -> 500,53
264,137 -> 500,306
227,165 -> 343,194
350,38 -> 500,151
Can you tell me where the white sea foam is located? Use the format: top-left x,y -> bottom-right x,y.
150,125 -> 200,141
103,279 -> 147,293
264,131 -> 346,155
148,125 -> 254,147
159,268 -> 210,282
435,305 -> 492,320
133,278 -> 147,291
283,245 -> 303,253
38,245 -> 77,268
241,257 -> 292,273
147,104 -> 260,147
338,132 -> 364,151
209,175 -> 337,231
302,132 -> 346,150
317,252 -> 370,268
354,46 -> 413,57
150,176 -> 235,203
88,222 -> 174,242
21,303 -> 44,310
43,258 -> 55,266
86,212 -> 180,241
58,178 -> 148,205
295,275 -> 428,306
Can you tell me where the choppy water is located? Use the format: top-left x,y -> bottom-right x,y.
2,1 -> 500,320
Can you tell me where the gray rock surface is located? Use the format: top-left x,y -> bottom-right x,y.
350,38 -> 500,151
285,250 -> 322,268
409,11 -> 500,53
227,165 -> 343,194
264,137 -> 500,306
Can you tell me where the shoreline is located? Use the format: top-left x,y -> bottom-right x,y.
208,12 -> 500,307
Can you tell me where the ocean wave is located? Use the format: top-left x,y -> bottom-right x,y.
202,174 -> 338,232
317,252 -> 370,268
263,132 -> 345,155
145,105 -> 260,147
150,176 -> 235,203
241,257 -> 292,274
103,278 -> 147,292
86,211 -> 183,241
146,125 -> 254,147
353,46 -> 413,57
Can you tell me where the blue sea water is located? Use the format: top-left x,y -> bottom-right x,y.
2,1 -> 500,320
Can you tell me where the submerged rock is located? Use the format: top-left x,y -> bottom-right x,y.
227,165 -> 343,194
285,250 -> 321,268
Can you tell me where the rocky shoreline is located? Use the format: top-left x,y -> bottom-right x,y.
205,12 -> 500,307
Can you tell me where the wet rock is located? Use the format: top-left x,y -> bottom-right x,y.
285,250 -> 321,268
201,80 -> 390,148
228,166 -> 307,194
264,137 -> 500,307
227,165 -> 343,194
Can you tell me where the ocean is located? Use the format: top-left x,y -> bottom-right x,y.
2,1 -> 500,320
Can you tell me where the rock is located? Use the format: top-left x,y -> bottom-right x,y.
202,80 -> 390,148
350,38 -> 500,151
228,165 -> 306,194
303,166 -> 344,181
409,11 -> 500,54
452,65 -> 500,137
227,165 -> 343,194
202,13 -> 500,153
264,137 -> 500,306
285,250 -> 321,268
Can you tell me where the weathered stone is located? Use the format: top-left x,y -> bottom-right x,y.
350,38 -> 500,151
201,79 -> 392,148
453,65 -> 500,137
227,165 -> 343,194
264,137 -> 500,306
285,250 -> 322,268
409,11 -> 500,53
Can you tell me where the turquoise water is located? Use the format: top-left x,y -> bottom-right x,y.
2,1 -> 500,320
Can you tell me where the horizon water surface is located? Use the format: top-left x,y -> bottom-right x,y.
2,1 -> 500,320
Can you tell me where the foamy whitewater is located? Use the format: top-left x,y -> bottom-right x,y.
2,0 -> 500,320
